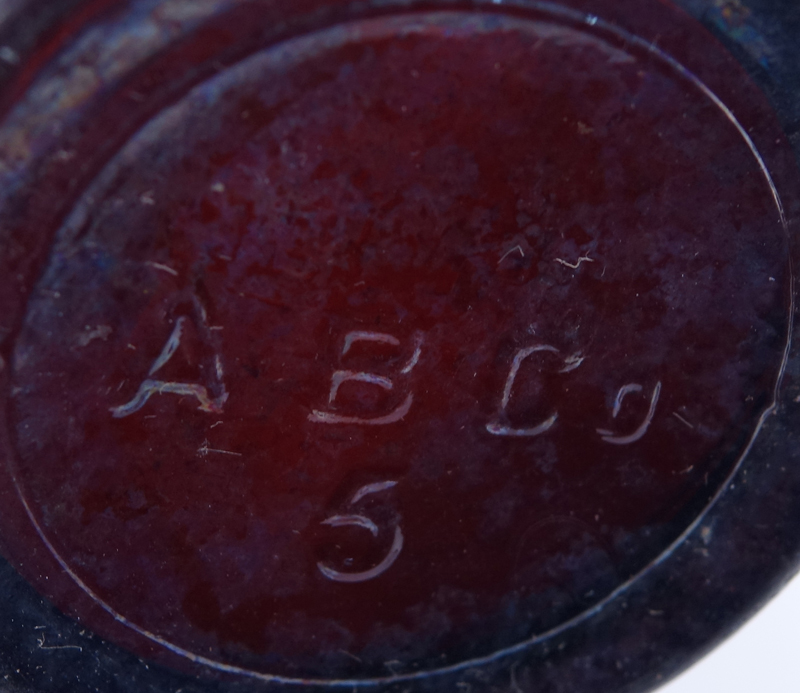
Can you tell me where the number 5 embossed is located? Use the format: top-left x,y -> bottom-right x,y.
317,481 -> 404,583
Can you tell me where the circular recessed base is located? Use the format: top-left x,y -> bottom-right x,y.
0,1 -> 798,692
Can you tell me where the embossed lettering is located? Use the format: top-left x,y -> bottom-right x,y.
486,345 -> 561,437
111,315 -> 228,418
309,331 -> 422,425
597,381 -> 662,445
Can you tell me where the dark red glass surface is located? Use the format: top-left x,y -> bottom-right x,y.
0,6 -> 790,684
